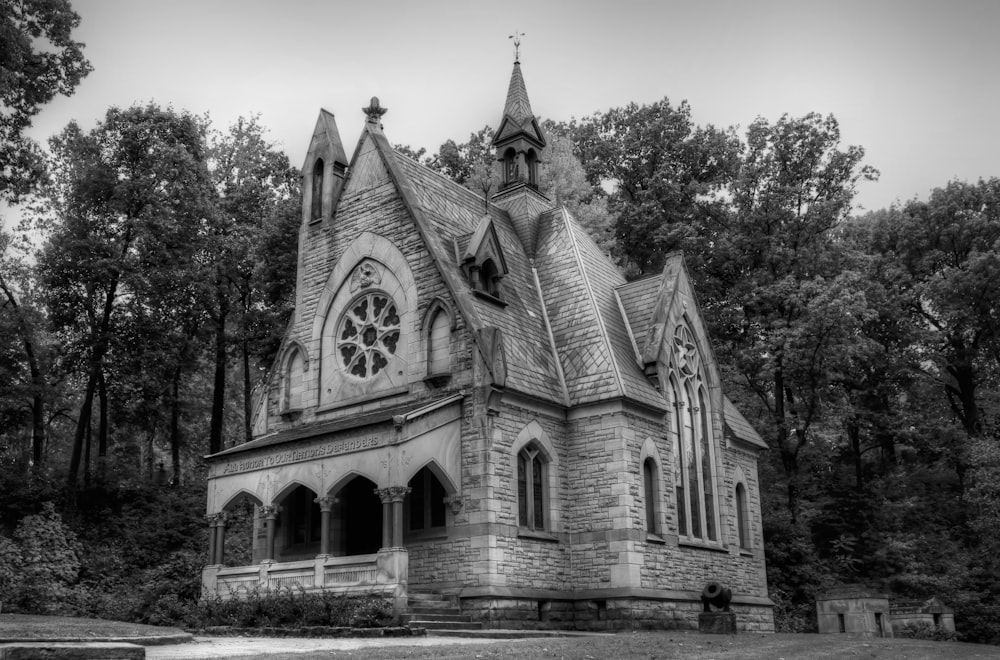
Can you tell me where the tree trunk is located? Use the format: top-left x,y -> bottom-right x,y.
847,421 -> 863,492
243,335 -> 252,444
97,368 -> 108,484
0,276 -> 47,469
83,407 -> 92,489
68,368 -> 97,488
209,288 -> 228,455
170,365 -> 182,487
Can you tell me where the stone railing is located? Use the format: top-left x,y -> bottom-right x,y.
201,548 -> 408,613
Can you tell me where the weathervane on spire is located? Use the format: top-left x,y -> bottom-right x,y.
509,30 -> 524,62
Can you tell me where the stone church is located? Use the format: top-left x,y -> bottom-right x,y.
201,57 -> 774,632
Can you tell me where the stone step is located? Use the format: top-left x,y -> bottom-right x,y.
406,605 -> 463,615
407,601 -> 457,611
428,629 -> 587,639
401,612 -> 471,623
409,620 -> 483,631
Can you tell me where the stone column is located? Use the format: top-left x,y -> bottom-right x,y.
315,496 -> 336,556
376,486 -> 411,548
376,488 -> 393,549
206,513 -> 219,565
260,505 -> 279,561
214,512 -> 229,566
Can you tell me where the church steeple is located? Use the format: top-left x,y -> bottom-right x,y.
491,48 -> 551,258
493,54 -> 546,191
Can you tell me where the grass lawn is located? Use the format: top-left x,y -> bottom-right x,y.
0,613 -> 187,640
208,632 -> 1000,660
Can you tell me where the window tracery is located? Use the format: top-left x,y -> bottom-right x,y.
669,323 -> 719,544
337,291 -> 400,379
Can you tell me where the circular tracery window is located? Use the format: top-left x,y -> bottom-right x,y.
337,292 -> 400,379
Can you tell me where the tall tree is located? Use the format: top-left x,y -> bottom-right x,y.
35,105 -> 216,487
206,116 -> 299,451
566,98 -> 741,278
711,113 -> 878,522
0,0 -> 91,201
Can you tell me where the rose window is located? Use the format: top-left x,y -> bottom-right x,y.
337,292 -> 400,379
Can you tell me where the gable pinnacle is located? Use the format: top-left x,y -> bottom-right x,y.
363,97 -> 387,125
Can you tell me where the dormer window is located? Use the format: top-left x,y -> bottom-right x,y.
311,158 -> 324,220
479,259 -> 501,298
459,216 -> 509,307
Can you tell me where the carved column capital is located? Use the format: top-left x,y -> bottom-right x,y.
260,505 -> 280,519
314,496 -> 338,512
442,494 -> 466,514
205,512 -> 227,526
375,486 -> 411,504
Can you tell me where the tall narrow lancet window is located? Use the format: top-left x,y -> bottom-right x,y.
427,309 -> 451,375
670,324 -> 719,543
643,458 -> 658,534
283,348 -> 304,410
517,445 -> 546,531
670,376 -> 687,536
736,482 -> 750,550
311,158 -> 324,220
526,149 -> 538,187
503,148 -> 517,186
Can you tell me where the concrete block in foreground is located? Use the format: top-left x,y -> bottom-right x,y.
0,642 -> 145,659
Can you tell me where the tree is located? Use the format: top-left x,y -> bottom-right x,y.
710,113 -> 878,522
565,99 -> 741,278
35,105 -> 216,487
0,0 -> 91,201
868,180 -> 1000,442
539,130 -> 615,253
0,228 -> 51,466
206,116 -> 300,451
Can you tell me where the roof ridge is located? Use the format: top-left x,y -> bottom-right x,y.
560,207 -> 626,399
391,146 -> 495,212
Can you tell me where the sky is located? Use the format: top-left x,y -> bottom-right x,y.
15,0 -> 1000,214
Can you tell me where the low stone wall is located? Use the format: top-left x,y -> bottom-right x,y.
460,596 -> 774,633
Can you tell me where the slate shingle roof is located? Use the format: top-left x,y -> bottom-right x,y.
389,149 -> 564,404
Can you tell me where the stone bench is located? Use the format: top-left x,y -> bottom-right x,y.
0,642 -> 145,659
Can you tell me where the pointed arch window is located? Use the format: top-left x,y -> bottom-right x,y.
670,324 -> 719,544
407,466 -> 447,532
526,149 -> 538,187
282,347 -> 305,411
311,158 -> 324,220
517,444 -> 547,531
643,457 -> 660,535
503,148 -> 518,186
736,482 -> 750,550
427,308 -> 451,376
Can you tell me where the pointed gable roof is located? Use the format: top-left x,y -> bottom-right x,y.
533,207 -> 665,410
304,109 -> 348,170
494,61 -> 546,148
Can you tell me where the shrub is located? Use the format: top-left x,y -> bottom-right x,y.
8,502 -> 81,614
194,588 -> 393,629
896,620 -> 958,642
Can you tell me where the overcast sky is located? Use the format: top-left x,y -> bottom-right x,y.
17,0 -> 1000,214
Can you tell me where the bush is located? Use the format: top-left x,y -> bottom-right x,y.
7,502 -> 81,614
896,621 -> 958,642
194,587 -> 393,629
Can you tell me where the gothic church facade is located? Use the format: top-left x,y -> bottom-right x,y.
202,60 -> 774,632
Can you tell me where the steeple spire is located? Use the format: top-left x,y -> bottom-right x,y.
490,47 -> 552,258
492,44 -> 546,190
